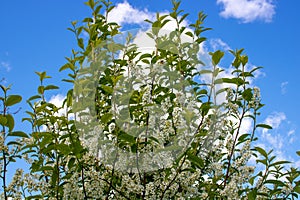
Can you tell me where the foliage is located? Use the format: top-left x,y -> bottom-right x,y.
1,0 -> 300,199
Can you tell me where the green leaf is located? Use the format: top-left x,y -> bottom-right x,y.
28,95 -> 41,101
5,95 -> 22,106
255,146 -> 268,158
101,85 -> 113,94
247,189 -> 257,200
200,102 -> 211,116
249,176 -> 255,185
187,152 -> 204,168
57,144 -> 71,154
107,6 -> 116,14
241,55 -> 248,66
214,78 -> 224,84
83,17 -> 94,23
118,132 -> 135,144
89,0 -> 95,9
297,151 -> 300,156
6,114 -> 14,132
44,85 -> 59,91
294,185 -> 300,193
238,133 -> 250,142
51,164 -> 59,187
142,59 -> 150,64
0,85 -> 8,92
139,53 -> 152,60
160,145 -> 182,152
66,89 -> 73,107
35,71 -> 51,82
256,159 -> 267,165
0,115 -> 7,126
197,89 -> 207,95
222,77 -> 245,86
199,69 -> 212,74
179,13 -> 189,24
60,63 -> 73,72
211,50 -> 224,66
62,79 -> 74,83
242,88 -> 253,101
148,136 -> 160,144
8,131 -> 29,138
256,124 -> 272,130
38,86 -> 44,94
269,160 -> 291,167
26,195 -> 43,200
68,157 -> 76,169
250,66 -> 263,74
152,21 -> 161,35
195,37 -> 206,44
265,179 -> 285,186
107,43 -> 123,52
101,113 -> 113,124
78,38 -> 84,49
7,141 -> 21,146
185,31 -> 194,38
216,87 -> 228,96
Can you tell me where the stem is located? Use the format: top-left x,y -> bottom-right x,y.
160,155 -> 187,199
55,137 -> 60,199
250,110 -> 257,141
223,108 -> 245,187
81,166 -> 88,199
2,150 -> 7,200
105,157 -> 117,200
1,92 -> 7,200
99,176 -> 130,200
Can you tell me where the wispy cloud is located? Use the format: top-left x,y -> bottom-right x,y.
259,112 -> 286,149
0,61 -> 11,72
263,112 -> 286,133
216,0 -> 276,23
281,81 -> 288,94
287,129 -> 295,137
209,38 -> 231,51
287,129 -> 296,144
108,1 -> 155,26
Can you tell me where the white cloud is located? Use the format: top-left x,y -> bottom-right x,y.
48,93 -> 74,119
263,112 -> 286,133
240,117 -> 253,134
209,38 -> 231,51
130,16 -> 191,51
281,81 -> 288,94
108,1 -> 155,26
287,129 -> 295,136
265,132 -> 284,149
259,112 -> 286,149
49,94 -> 67,117
49,94 -> 65,107
289,137 -> 295,144
217,0 -> 275,23
287,129 -> 296,144
255,113 -> 298,168
0,61 -> 11,72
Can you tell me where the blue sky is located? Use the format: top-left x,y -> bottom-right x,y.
1,0 -> 299,179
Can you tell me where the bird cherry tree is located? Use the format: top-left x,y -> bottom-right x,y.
1,0 -> 300,199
